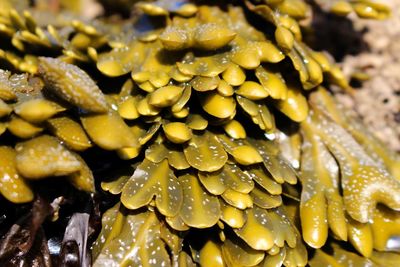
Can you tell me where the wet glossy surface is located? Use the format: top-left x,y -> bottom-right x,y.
0,1 -> 397,266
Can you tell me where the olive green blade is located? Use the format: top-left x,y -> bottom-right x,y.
249,139 -> 298,185
145,141 -> 190,170
178,173 -> 220,228
222,233 -> 265,267
245,166 -> 282,195
250,184 -> 282,209
309,111 -> 400,223
183,131 -> 227,172
93,205 -> 171,267
101,175 -> 130,195
234,206 -> 275,251
121,159 -> 183,217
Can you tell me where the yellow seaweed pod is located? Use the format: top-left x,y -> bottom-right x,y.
163,122 -> 192,144
347,217 -> 373,257
278,16 -> 302,41
160,23 -> 236,51
117,96 -> 139,120
159,26 -> 191,51
7,115 -> 43,139
230,145 -> 263,166
199,240 -> 225,267
232,45 -> 261,70
47,116 -> 92,151
246,166 -> 282,195
222,64 -> 246,86
13,98 -> 65,123
137,2 -> 169,16
251,185 -> 282,209
15,135 -> 82,179
263,247 -> 286,267
223,120 -> 246,139
0,98 -> 12,117
193,23 -> 237,50
81,111 -> 139,150
117,146 -> 141,160
275,84 -> 308,122
311,51 -> 332,72
353,3 -> 382,19
275,26 -> 294,52
0,123 -> 6,136
222,189 -> 253,210
137,96 -> 161,116
198,170 -> 227,196
255,66 -> 287,100
68,153 -> 95,192
248,138 -> 298,185
148,85 -> 184,107
217,80 -> 234,96
330,1 -> 353,16
201,164 -> 254,194
186,114 -> 208,130
236,96 -> 276,132
299,188 -> 329,249
172,85 -> 191,112
220,200 -> 246,228
191,76 -> 220,92
275,0 -> 309,19
0,146 -> 33,203
257,41 -> 285,63
236,81 -> 269,100
38,57 -> 108,113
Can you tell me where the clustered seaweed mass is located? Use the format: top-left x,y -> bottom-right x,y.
0,0 -> 400,266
